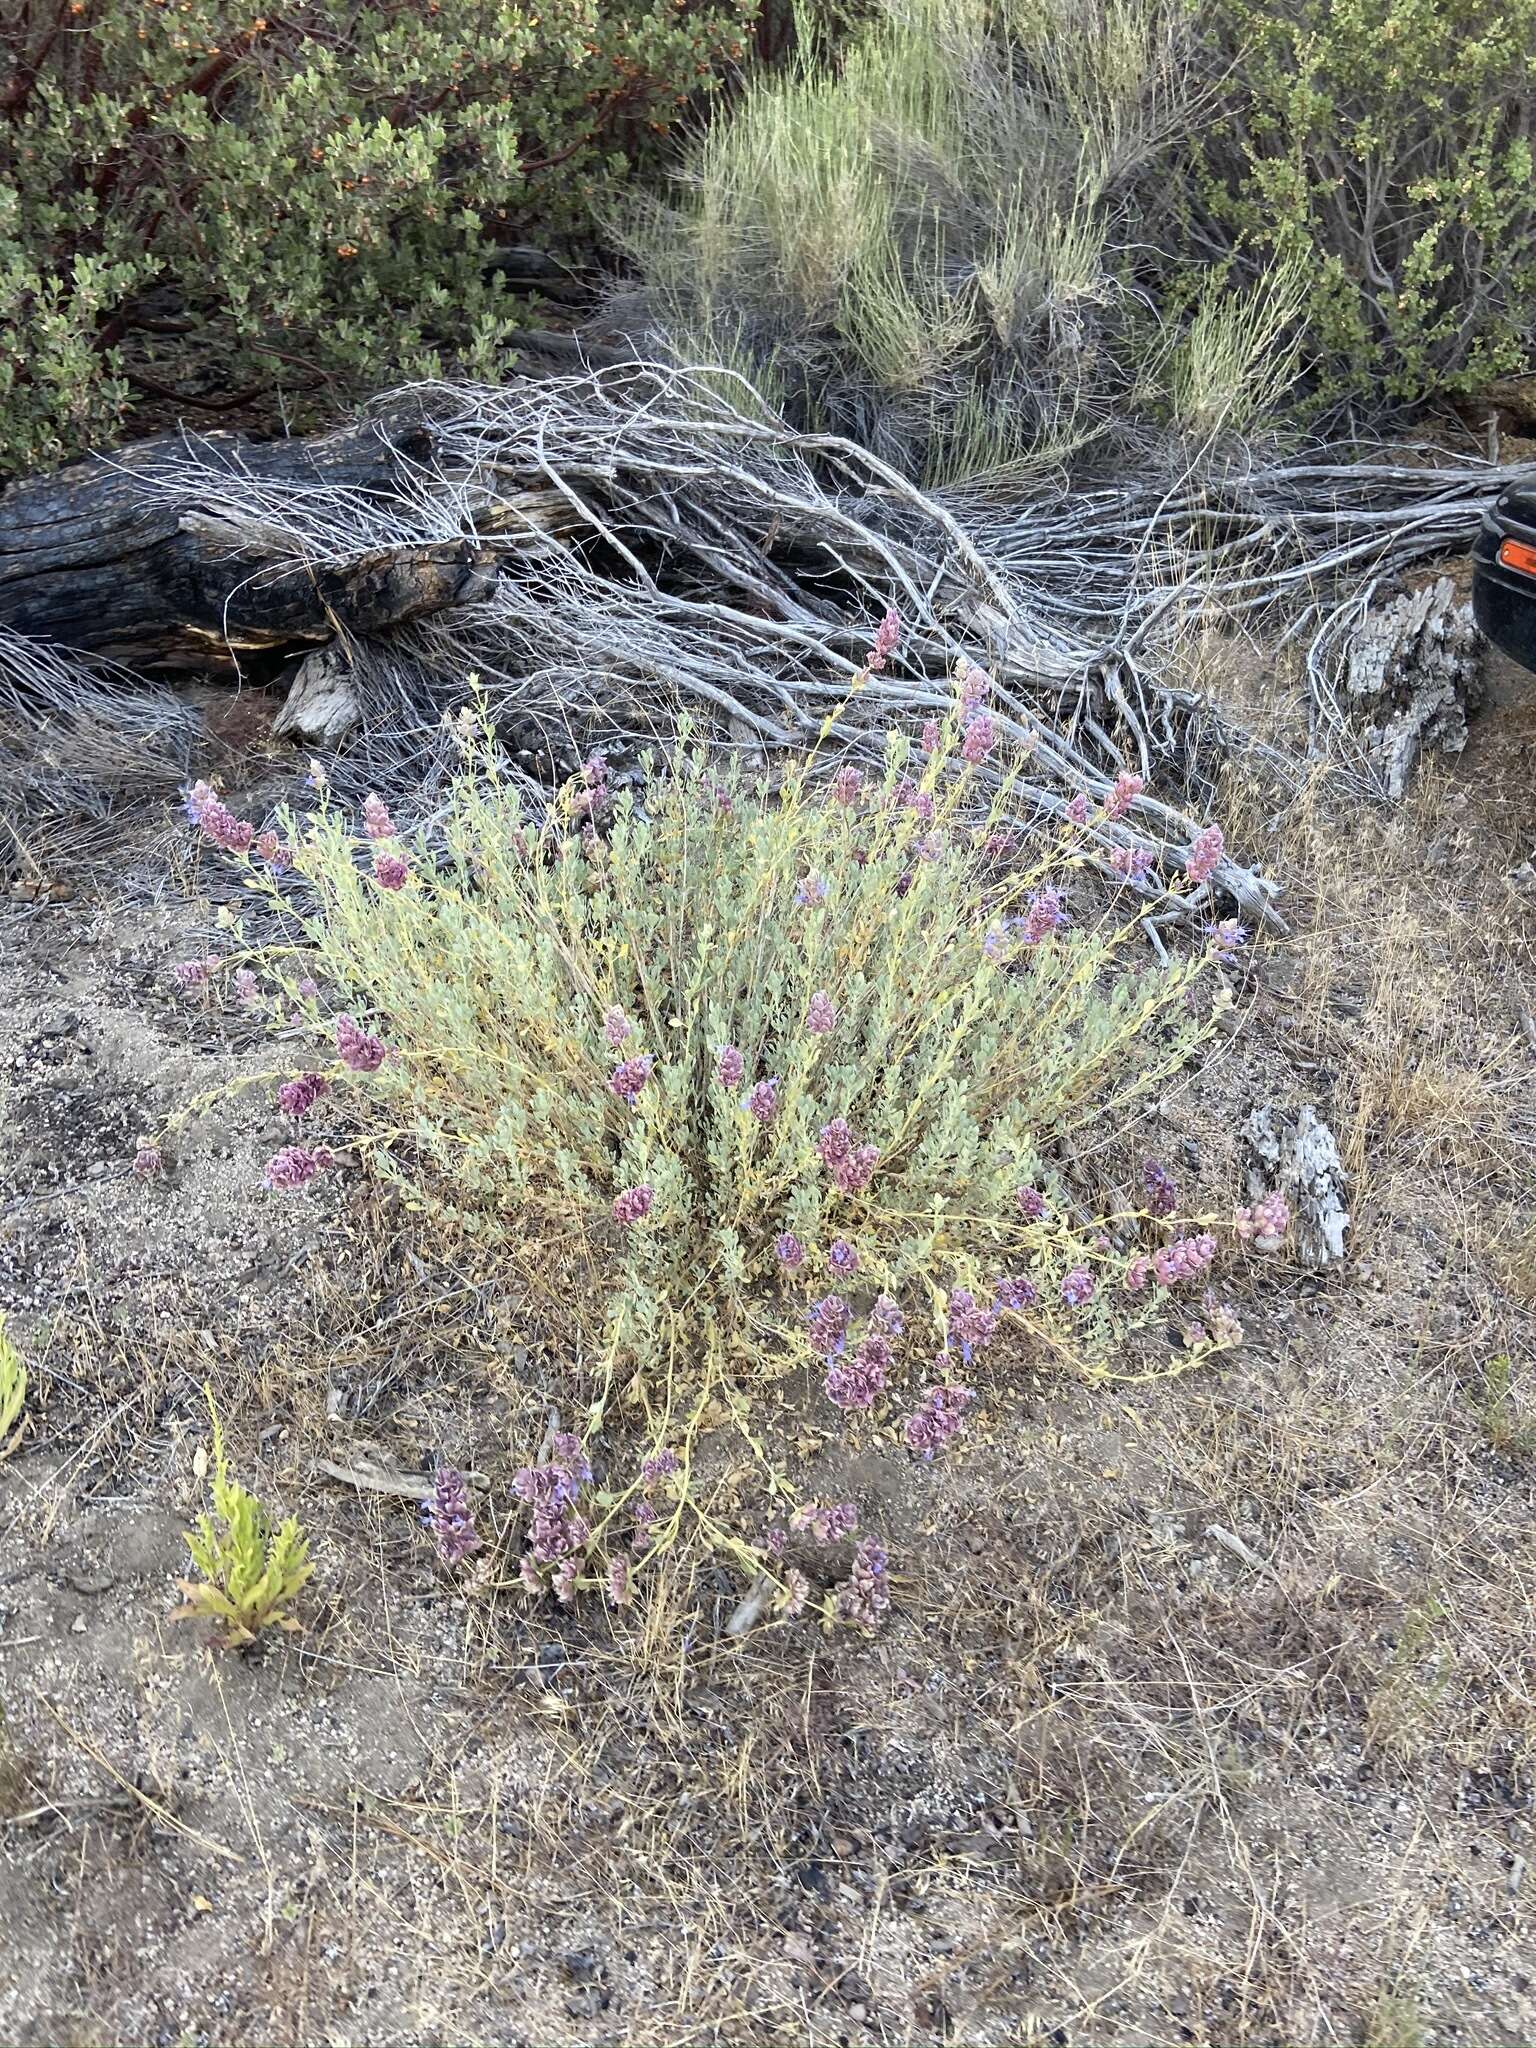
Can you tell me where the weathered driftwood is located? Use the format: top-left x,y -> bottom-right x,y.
0,413 -> 499,669
1244,1102 -> 1350,1269
1339,575 -> 1484,798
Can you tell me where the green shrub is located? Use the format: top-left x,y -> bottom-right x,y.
624,0 -> 1305,484
0,0 -> 753,473
167,659 -> 1290,1615
1201,0 -> 1536,411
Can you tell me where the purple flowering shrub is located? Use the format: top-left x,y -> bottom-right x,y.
165,647 -> 1284,1624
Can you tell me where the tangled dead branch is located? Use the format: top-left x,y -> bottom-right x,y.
0,360 -> 1522,910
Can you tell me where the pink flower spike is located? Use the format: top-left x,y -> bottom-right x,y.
1103,771 -> 1145,822
805,990 -> 838,1035
960,711 -> 995,764
362,793 -> 396,841
717,1044 -> 745,1088
920,718 -> 941,755
603,1004 -> 632,1048
612,1184 -> 654,1225
1065,793 -> 1090,825
1184,824 -> 1225,886
864,605 -> 901,672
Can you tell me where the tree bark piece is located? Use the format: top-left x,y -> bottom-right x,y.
1340,576 -> 1484,798
0,413 -> 497,670
1244,1102 -> 1350,1269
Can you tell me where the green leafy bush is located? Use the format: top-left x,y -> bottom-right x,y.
1199,0 -> 1536,411
0,0 -> 752,472
167,655 -> 1291,1615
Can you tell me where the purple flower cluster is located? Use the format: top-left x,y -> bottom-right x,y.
837,1536 -> 890,1628
870,1294 -> 904,1336
893,778 -> 935,822
609,1053 -> 654,1104
1152,1233 -> 1217,1285
1110,845 -> 1154,885
1185,824 -> 1225,885
421,1465 -> 481,1565
514,1433 -> 592,1576
1016,1185 -> 1047,1222
903,1384 -> 975,1461
795,872 -> 829,906
921,717 -> 941,755
612,1184 -> 654,1225
263,1143 -> 332,1192
184,780 -> 255,854
745,1076 -> 780,1123
254,829 -> 291,872
572,753 -> 609,823
806,1293 -> 851,1357
960,710 -> 995,764
959,660 -> 990,710
791,1501 -> 858,1544
133,1144 -> 163,1180
277,1072 -> 329,1119
1061,1265 -> 1096,1307
774,1231 -> 805,1269
1065,792 -> 1091,825
336,1015 -> 387,1072
604,1004 -> 633,1047
233,968 -> 259,1006
717,1044 -> 745,1088
825,1330 -> 893,1411
1124,1253 -> 1152,1292
172,956 -> 219,992
828,1238 -> 860,1277
946,1288 -> 997,1366
1235,1192 -> 1291,1246
865,605 -> 901,672
1019,886 -> 1067,945
817,1117 -> 879,1194
641,1448 -> 680,1488
1206,917 -> 1248,960
805,990 -> 838,1035
831,766 -> 864,806
362,793 -> 396,841
606,1554 -> 633,1606
1103,771 -> 1145,821
373,851 -> 409,891
781,1567 -> 811,1617
994,1274 -> 1037,1311
1144,1158 -> 1178,1217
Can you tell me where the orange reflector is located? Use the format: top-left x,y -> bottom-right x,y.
1497,537 -> 1536,577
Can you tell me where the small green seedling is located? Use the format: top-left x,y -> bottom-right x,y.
174,1386 -> 312,1648
0,1315 -> 26,1459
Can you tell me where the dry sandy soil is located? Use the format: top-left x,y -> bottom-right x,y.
0,653 -> 1533,2047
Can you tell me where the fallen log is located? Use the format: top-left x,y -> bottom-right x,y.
0,412 -> 499,669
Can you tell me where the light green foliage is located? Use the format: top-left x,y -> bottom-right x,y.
0,0 -> 752,472
0,1315 -> 25,1455
175,1386 -> 312,1648
247,697 -> 1232,1399
626,0 -> 1304,483
1203,0 -> 1536,409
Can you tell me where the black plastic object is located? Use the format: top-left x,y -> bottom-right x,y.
1472,476 -> 1536,673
